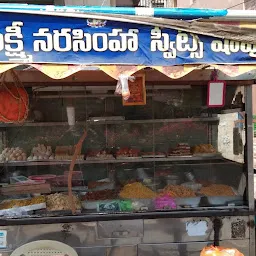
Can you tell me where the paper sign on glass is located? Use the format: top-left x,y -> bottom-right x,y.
123,74 -> 146,106
207,81 -> 226,107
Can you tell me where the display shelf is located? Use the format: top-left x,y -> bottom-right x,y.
0,155 -> 225,166
0,117 -> 219,128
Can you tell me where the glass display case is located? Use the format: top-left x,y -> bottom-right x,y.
0,84 -> 248,217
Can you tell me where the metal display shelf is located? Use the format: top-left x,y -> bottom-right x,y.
0,155 -> 225,166
0,117 -> 219,127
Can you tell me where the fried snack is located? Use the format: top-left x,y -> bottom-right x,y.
82,190 -> 118,201
200,184 -> 235,196
46,193 -> 81,211
163,185 -> 196,198
119,182 -> 156,199
0,196 -> 45,210
192,144 -> 216,154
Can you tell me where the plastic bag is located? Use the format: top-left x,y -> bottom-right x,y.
115,74 -> 135,101
200,246 -> 244,256
154,194 -> 176,210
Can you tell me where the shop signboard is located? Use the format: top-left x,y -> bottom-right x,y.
0,12 -> 255,66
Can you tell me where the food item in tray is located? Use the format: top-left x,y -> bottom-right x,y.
86,149 -> 114,160
168,143 -> 191,156
27,144 -> 54,161
0,196 -> 45,210
88,181 -> 110,189
0,147 -> 27,162
30,196 -> 46,205
141,152 -> 166,157
197,180 -> 212,187
81,189 -> 118,201
0,183 -> 51,196
192,144 -> 216,154
119,182 -> 156,199
163,185 -> 196,198
46,193 -> 81,211
55,146 -> 84,161
199,184 -> 235,196
116,148 -> 140,158
154,194 -> 177,210
29,174 -> 56,182
49,175 -> 83,187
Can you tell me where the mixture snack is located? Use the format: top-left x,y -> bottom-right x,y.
81,190 -> 118,201
46,193 -> 81,211
163,185 -> 196,198
192,144 -> 216,154
119,182 -> 156,199
0,196 -> 45,210
199,184 -> 235,196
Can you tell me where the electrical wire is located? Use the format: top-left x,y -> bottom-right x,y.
189,0 -> 255,9
226,0 -> 255,10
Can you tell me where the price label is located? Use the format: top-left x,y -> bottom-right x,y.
0,231 -> 7,248
186,221 -> 208,237
97,201 -> 120,213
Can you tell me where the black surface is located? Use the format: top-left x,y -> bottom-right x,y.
0,209 -> 254,226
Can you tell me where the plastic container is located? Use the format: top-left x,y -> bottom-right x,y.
181,182 -> 202,191
176,197 -> 201,208
64,171 -> 83,180
154,195 -> 176,210
81,200 -> 118,210
29,175 -> 56,183
166,175 -> 180,185
131,199 -> 154,211
49,175 -> 83,187
185,172 -> 196,182
206,195 -> 243,206
88,178 -> 115,191
137,168 -> 149,180
89,182 -> 115,191
145,181 -> 161,191
81,200 -> 98,210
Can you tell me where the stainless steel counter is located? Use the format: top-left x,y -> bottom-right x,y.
0,216 -> 251,256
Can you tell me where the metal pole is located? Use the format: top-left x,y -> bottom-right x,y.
2,4 -> 256,20
245,84 -> 255,256
0,4 -> 229,18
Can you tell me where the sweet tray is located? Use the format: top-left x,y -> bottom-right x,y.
0,203 -> 46,216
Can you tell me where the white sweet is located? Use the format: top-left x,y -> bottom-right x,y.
30,144 -> 54,160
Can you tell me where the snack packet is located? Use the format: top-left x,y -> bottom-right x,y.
200,246 -> 244,256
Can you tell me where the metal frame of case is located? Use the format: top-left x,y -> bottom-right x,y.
0,70 -> 253,256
